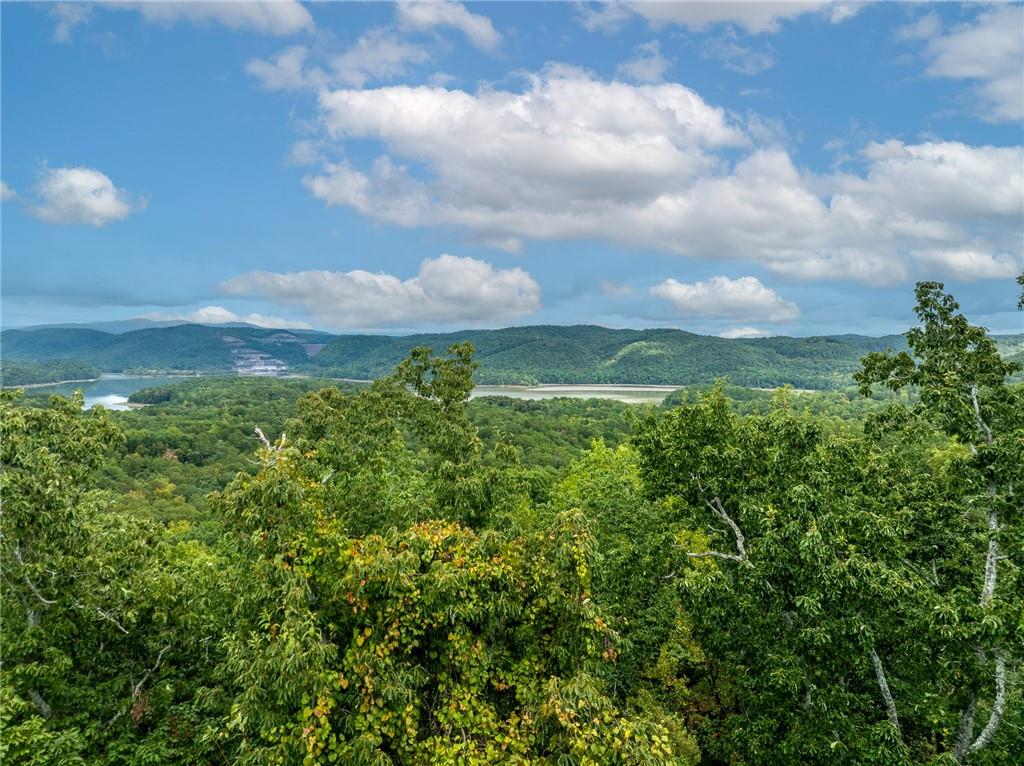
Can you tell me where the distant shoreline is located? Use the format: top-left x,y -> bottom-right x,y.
7,377 -> 102,390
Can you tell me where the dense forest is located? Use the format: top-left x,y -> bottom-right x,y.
7,322 -> 1024,389
0,359 -> 100,387
2,282 -> 1021,765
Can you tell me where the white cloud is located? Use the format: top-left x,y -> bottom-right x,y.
576,1 -> 635,34
651,276 -> 800,322
397,1 -> 501,51
286,139 -> 323,166
918,5 -> 1024,122
617,41 -> 670,83
310,66 -> 746,213
32,166 -> 144,227
51,2 -> 93,42
720,326 -> 771,339
298,67 -> 1021,285
246,45 -> 326,90
911,249 -> 1022,282
895,12 -> 940,42
702,30 -> 775,74
0,181 -> 17,202
247,31 -> 430,91
629,2 -> 844,35
141,305 -> 313,329
219,255 -> 541,329
331,29 -> 431,88
128,0 -> 314,36
599,280 -> 634,296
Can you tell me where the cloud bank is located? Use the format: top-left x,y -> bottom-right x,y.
220,255 -> 541,329
651,276 -> 800,322
295,66 -> 1022,285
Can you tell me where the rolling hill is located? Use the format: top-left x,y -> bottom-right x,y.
4,323 -> 1021,390
1,325 -> 333,375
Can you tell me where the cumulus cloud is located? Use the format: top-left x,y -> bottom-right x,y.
911,249 -> 1022,282
297,68 -> 1021,285
617,41 -> 670,83
246,46 -> 325,90
247,31 -> 430,91
31,166 -> 145,227
332,29 -> 431,87
128,0 -> 314,36
895,12 -> 941,42
309,66 -> 746,210
702,31 -> 776,75
141,305 -> 312,329
1,181 -> 17,202
51,2 -> 93,42
219,255 -> 541,329
397,1 -> 501,51
918,5 -> 1024,122
651,276 -> 800,322
625,2 -> 852,35
720,326 -> 771,339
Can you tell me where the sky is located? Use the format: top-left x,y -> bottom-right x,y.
1,1 -> 1022,338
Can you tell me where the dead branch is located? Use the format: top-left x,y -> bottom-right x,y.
870,647 -> 902,740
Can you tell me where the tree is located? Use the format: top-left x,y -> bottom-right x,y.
1,391 -> 234,764
857,281 -> 1022,763
633,387 -> 922,764
219,420 -> 698,764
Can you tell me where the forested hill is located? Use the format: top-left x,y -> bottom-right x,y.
3,322 -> 1023,389
1,325 -> 334,376
312,326 -> 916,387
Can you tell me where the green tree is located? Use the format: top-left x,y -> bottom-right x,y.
857,281 -> 1022,764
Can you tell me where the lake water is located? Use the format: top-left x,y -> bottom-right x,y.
26,374 -> 204,410
470,384 -> 678,404
26,375 -> 679,408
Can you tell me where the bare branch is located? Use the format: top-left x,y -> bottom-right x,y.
969,384 -> 993,446
969,649 -> 1007,756
27,689 -> 52,719
132,645 -> 170,699
89,605 -> 130,635
980,504 -> 999,609
707,495 -> 746,561
954,695 -> 977,763
870,647 -> 902,740
108,645 -> 171,726
254,426 -> 272,450
12,547 -> 57,606
686,550 -> 744,563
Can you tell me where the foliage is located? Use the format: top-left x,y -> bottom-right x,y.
2,280 -> 1020,765
0,359 -> 100,387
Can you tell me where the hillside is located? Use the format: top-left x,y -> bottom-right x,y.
4,323 -> 1021,389
2,325 -> 333,375
310,325 -> 914,388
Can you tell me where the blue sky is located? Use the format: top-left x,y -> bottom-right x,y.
2,1 -> 1022,337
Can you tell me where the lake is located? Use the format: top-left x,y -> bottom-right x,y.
27,375 -> 679,408
26,374 -> 204,410
470,384 -> 678,404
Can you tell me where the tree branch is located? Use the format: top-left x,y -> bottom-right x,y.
27,689 -> 52,719
108,645 -> 171,725
12,546 -> 57,606
686,493 -> 747,563
969,649 -> 1007,756
979,501 -> 999,609
870,647 -> 902,739
969,384 -> 993,446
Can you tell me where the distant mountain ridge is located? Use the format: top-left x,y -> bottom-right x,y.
3,322 -> 1022,389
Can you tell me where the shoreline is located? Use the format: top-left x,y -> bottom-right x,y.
6,377 -> 102,390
